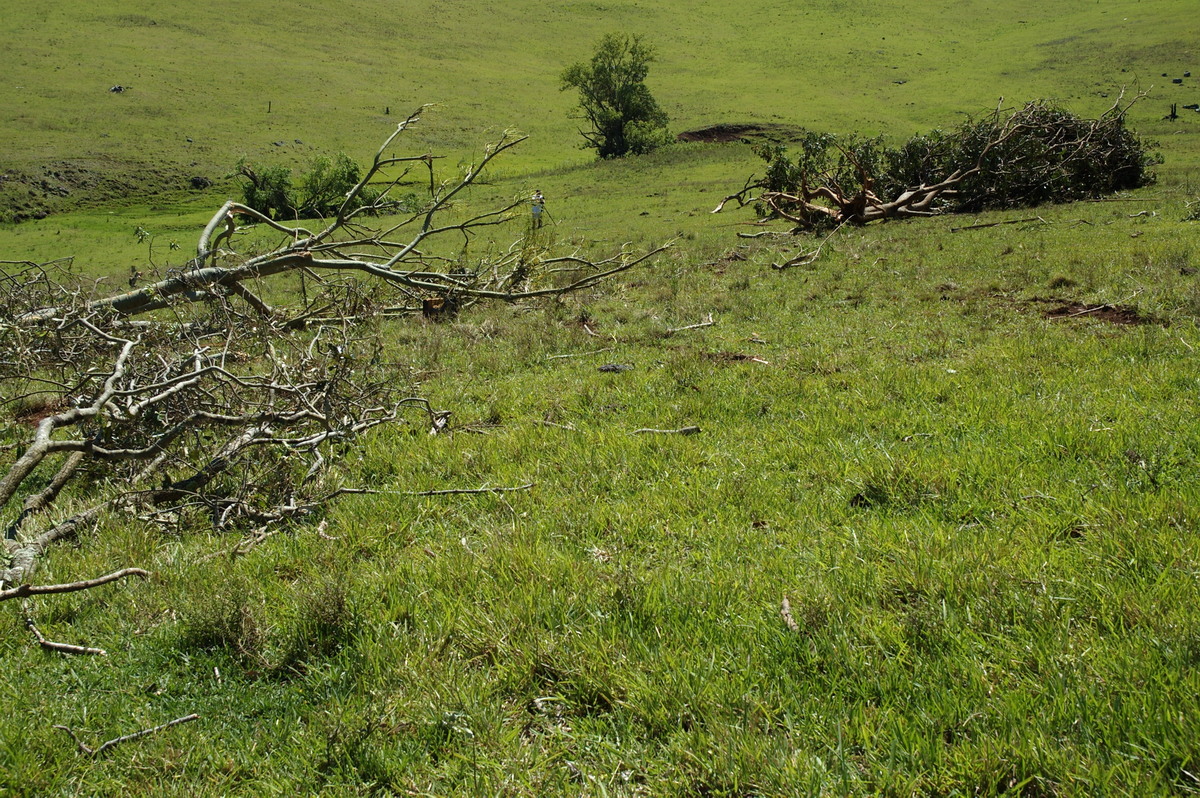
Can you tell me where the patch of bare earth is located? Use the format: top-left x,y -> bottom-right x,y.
13,400 -> 67,427
676,123 -> 806,144
1027,296 -> 1162,326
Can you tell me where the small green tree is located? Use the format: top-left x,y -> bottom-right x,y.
561,33 -> 671,159
236,153 -> 381,220
236,159 -> 295,219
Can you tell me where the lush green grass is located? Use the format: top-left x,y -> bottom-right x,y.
2,0 -> 1198,216
2,1 -> 1200,795
3,192 -> 1199,794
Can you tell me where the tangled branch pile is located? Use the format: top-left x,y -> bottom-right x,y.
22,106 -> 667,326
1,260 -> 438,600
0,108 -> 666,626
716,97 -> 1159,230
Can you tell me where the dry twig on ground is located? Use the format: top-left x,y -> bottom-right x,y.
55,714 -> 200,756
1,111 -> 667,621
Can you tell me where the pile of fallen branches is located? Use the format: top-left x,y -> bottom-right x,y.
714,95 -> 1158,231
1,284 -> 435,598
20,106 -> 668,326
1,108 -> 667,629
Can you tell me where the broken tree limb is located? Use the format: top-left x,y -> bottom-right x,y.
665,314 -> 715,334
0,567 -> 150,602
546,347 -> 616,361
55,713 -> 200,756
781,596 -> 800,633
0,111 -> 669,649
405,483 -> 536,497
630,426 -> 701,435
26,617 -> 107,656
717,94 -> 1155,233
330,483 -> 536,498
773,220 -> 848,270
15,111 -> 668,327
0,505 -> 107,592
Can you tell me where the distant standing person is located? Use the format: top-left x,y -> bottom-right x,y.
531,190 -> 545,229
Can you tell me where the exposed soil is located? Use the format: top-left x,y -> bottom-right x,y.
1026,296 -> 1162,326
676,122 -> 807,144
13,399 -> 67,427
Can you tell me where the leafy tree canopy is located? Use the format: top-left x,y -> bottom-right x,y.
561,33 -> 671,159
235,153 -> 382,220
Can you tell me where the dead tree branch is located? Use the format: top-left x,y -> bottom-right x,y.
26,617 -> 107,656
630,426 -> 702,435
665,314 -> 715,334
55,714 -> 199,756
1,110 -> 666,647
716,94 -> 1157,233
0,568 -> 149,602
17,108 -> 667,326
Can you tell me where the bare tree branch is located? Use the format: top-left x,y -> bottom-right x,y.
55,714 -> 199,756
0,568 -> 149,602
0,112 -> 666,651
26,616 -> 107,656
715,94 -> 1155,232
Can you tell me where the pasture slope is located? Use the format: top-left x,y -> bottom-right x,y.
2,0 -> 1200,795
1,0 -> 1198,217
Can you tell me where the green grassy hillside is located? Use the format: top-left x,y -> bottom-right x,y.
2,1 -> 1200,795
2,0 -> 1198,218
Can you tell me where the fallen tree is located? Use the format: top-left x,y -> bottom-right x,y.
20,106 -> 668,326
714,95 -> 1159,232
0,109 -> 667,645
1,286 -> 439,598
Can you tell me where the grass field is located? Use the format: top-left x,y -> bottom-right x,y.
2,1 -> 1200,795
2,0 -> 1198,216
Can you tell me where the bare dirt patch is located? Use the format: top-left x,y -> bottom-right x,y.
1028,296 -> 1162,326
13,399 -> 67,427
676,122 -> 806,144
